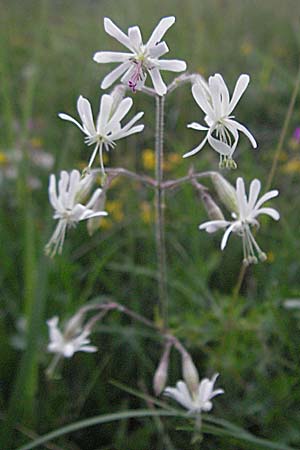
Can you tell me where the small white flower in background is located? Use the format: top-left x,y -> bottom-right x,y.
93,16 -> 187,96
47,315 -> 97,358
183,74 -> 257,168
59,94 -> 144,173
199,177 -> 280,265
164,373 -> 224,414
45,170 -> 107,257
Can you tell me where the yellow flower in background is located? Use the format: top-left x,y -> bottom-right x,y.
282,159 -> 300,174
164,152 -> 181,171
30,137 -> 43,149
106,200 -> 124,222
140,201 -> 153,224
288,138 -> 299,151
240,41 -> 253,56
267,251 -> 275,263
142,148 -> 155,170
0,152 -> 8,165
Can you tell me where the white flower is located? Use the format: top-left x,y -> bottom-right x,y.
183,74 -> 257,167
45,170 -> 107,257
199,177 -> 280,265
47,316 -> 97,358
164,373 -> 224,413
93,16 -> 187,96
59,94 -> 144,173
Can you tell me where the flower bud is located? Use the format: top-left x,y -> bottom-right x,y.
153,344 -> 171,396
182,351 -> 199,395
64,311 -> 84,339
201,192 -> 224,221
110,84 -> 127,115
211,173 -> 238,213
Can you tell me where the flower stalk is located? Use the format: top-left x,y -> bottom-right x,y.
155,94 -> 168,328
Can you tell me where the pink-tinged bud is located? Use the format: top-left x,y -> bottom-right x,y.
201,192 -> 224,221
182,351 -> 199,395
153,344 -> 171,396
211,173 -> 238,213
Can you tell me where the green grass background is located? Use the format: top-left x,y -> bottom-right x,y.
1,0 -> 300,448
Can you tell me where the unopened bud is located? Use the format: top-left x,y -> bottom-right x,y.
153,344 -> 171,396
201,192 -> 224,221
211,173 -> 238,213
182,351 -> 199,395
76,173 -> 95,203
64,311 -> 84,339
110,84 -> 127,115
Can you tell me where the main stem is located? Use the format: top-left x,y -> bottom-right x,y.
155,95 -> 168,329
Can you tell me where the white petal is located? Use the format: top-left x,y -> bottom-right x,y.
209,75 -> 222,118
207,132 -> 232,156
93,51 -> 132,63
183,134 -> 208,158
210,388 -> 224,398
97,94 -> 113,132
128,25 -> 143,51
146,16 -> 175,48
120,111 -> 144,132
187,122 -> 209,131
158,59 -> 187,72
58,113 -> 85,133
112,124 -> 144,141
199,220 -> 230,233
85,188 -> 102,210
228,74 -> 250,114
214,73 -> 230,114
253,207 -> 280,221
254,189 -> 279,210
149,68 -> 167,96
79,345 -> 98,353
48,174 -> 59,210
103,17 -> 133,51
77,96 -> 96,136
227,119 -> 257,148
101,61 -> 131,89
106,97 -> 133,129
236,177 -> 247,219
149,41 -> 169,58
192,84 -> 214,118
248,179 -> 261,211
221,223 -> 236,250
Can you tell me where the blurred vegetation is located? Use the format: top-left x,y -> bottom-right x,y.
1,0 -> 300,448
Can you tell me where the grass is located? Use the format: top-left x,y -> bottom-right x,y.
1,0 -> 300,448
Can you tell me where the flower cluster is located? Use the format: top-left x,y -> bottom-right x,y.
43,15 -> 282,445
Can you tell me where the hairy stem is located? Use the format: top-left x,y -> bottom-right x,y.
155,95 -> 168,328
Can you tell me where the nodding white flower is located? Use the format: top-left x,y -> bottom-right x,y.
47,316 -> 97,358
183,74 -> 257,168
199,177 -> 280,265
59,94 -> 144,173
164,373 -> 224,414
45,170 -> 107,257
93,16 -> 187,96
